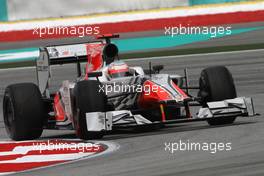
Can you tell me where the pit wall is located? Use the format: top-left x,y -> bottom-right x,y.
0,0 -> 257,21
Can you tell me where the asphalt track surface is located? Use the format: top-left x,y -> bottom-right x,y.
0,48 -> 263,176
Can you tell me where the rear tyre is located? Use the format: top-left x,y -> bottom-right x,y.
3,83 -> 45,140
198,66 -> 237,126
74,80 -> 106,140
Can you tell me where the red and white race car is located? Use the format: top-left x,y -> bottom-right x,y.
3,34 -> 256,140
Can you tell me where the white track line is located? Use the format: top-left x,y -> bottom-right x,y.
0,51 -> 39,61
0,173 -> 14,176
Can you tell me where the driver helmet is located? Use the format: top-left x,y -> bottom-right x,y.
108,61 -> 129,78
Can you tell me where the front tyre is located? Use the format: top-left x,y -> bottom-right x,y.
3,83 -> 45,140
74,80 -> 106,140
198,66 -> 237,126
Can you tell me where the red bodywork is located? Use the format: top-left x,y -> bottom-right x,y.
138,80 -> 172,109
85,43 -> 104,75
54,93 -> 66,122
138,80 -> 189,108
138,80 -> 190,121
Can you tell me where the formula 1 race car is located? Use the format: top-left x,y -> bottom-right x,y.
3,34 -> 256,140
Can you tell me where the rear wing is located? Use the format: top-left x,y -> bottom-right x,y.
42,33 -> 119,65
44,42 -> 102,64
36,34 -> 120,97
37,42 -> 102,97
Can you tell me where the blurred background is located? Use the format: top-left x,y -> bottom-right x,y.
0,0 -> 260,21
0,0 -> 263,67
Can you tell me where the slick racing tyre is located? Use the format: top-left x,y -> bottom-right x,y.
198,66 -> 237,126
3,83 -> 45,140
74,80 -> 106,140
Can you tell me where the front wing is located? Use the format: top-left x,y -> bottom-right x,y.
85,97 -> 256,132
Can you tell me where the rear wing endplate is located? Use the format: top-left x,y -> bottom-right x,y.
36,43 -> 96,97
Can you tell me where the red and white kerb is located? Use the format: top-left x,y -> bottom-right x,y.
0,140 -> 105,175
